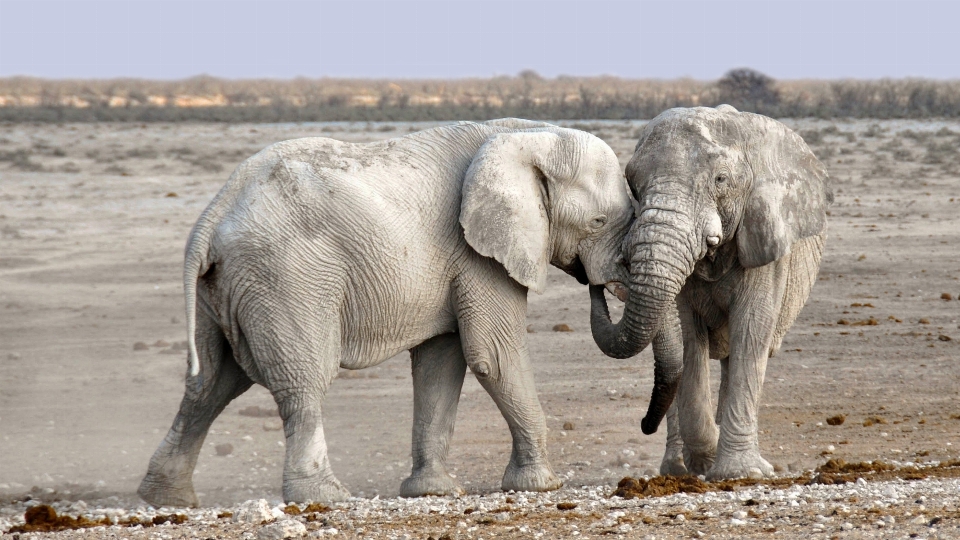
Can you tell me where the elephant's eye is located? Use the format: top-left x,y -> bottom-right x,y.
591,216 -> 607,228
715,174 -> 727,184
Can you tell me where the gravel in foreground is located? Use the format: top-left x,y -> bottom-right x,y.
2,471 -> 958,539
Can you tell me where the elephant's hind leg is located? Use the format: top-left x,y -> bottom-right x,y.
139,309 -> 252,508
400,333 -> 467,497
246,309 -> 349,504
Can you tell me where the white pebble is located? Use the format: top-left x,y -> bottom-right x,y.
257,519 -> 306,540
233,499 -> 275,525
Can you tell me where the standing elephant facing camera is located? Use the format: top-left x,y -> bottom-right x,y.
138,119 -> 636,506
591,106 -> 832,480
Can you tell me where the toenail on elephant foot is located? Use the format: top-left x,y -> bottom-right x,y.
706,452 -> 774,481
399,470 -> 464,498
659,450 -> 688,476
137,476 -> 200,508
283,476 -> 351,504
682,446 -> 717,476
501,462 -> 562,492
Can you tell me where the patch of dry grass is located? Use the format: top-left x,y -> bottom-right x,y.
4,73 -> 960,122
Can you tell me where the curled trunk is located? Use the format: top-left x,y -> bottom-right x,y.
590,227 -> 695,434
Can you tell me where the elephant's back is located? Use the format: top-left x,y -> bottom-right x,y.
199,135 -> 471,367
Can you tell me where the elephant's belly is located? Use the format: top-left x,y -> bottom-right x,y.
337,294 -> 459,370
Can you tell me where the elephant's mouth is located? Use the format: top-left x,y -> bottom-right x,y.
604,281 -> 629,302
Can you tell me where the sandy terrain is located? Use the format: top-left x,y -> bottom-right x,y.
1,118 -> 959,538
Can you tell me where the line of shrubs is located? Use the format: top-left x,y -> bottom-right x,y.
3,70 -> 960,122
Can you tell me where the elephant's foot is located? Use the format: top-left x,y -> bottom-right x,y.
138,473 -> 199,508
659,446 -> 688,476
682,445 -> 717,476
502,461 -> 562,492
283,475 -> 351,504
400,468 -> 464,498
706,450 -> 774,481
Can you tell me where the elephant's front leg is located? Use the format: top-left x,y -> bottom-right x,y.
676,310 -> 720,475
707,271 -> 785,481
659,401 -> 687,476
473,346 -> 561,492
400,333 -> 468,497
457,277 -> 561,493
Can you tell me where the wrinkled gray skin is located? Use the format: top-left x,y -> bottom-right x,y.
591,106 -> 832,480
138,119 -> 635,507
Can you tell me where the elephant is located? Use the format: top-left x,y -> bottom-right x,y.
137,118 -> 636,507
590,105 -> 832,480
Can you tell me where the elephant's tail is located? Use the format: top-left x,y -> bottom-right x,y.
183,210 -> 217,378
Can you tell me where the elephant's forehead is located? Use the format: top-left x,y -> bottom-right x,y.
680,117 -> 714,143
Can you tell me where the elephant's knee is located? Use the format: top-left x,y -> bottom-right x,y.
468,359 -> 492,379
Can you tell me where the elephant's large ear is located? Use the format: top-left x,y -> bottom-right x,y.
461,132 -> 556,293
736,115 -> 834,268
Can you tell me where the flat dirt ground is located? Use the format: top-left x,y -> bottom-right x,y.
1,118 -> 959,538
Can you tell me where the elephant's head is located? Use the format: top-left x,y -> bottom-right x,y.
590,106 -> 833,433
460,126 -> 634,294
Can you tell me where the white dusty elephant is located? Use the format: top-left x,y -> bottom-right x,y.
138,119 -> 636,506
590,106 -> 832,480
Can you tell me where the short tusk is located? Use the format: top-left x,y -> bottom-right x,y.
706,236 -> 720,246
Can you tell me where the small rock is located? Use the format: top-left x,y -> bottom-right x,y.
133,342 -> 149,351
165,192 -> 178,198
919,318 -> 931,324
233,499 -> 275,524
153,339 -> 170,347
557,502 -> 577,510
675,514 -> 686,522
552,323 -> 573,332
938,334 -> 952,341
263,420 -> 283,431
257,519 -> 306,540
826,414 -> 846,425
732,510 -> 747,519
526,324 -> 535,333
840,522 -> 853,531
910,515 -> 927,525
563,421 -> 575,431
215,443 -> 234,456
730,518 -> 746,525
941,292 -> 953,301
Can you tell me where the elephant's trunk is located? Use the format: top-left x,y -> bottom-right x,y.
590,219 -> 698,434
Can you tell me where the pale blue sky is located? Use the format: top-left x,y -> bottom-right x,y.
1,0 -> 958,80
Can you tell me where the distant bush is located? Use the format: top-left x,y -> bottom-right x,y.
716,68 -> 780,109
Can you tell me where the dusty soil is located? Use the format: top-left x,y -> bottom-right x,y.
1,119 -> 959,538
